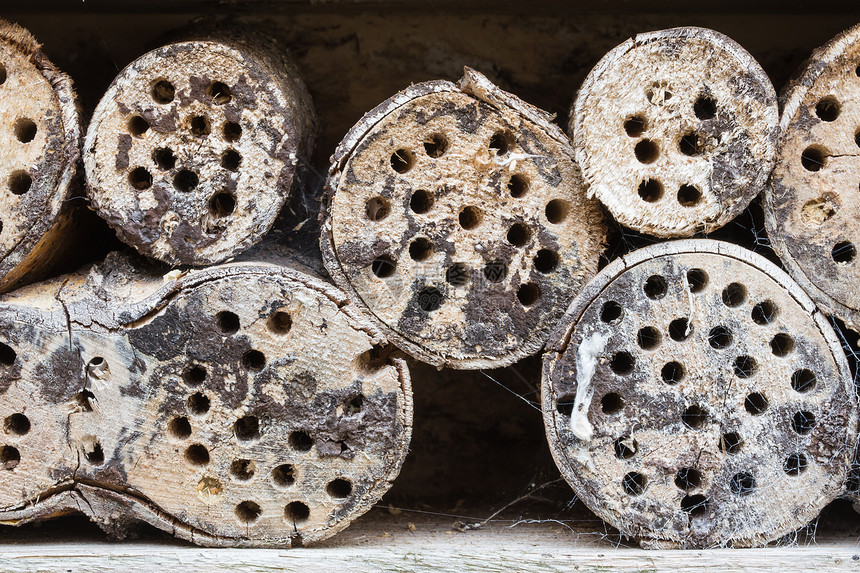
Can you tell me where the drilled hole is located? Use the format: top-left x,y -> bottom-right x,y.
682,405 -> 707,429
720,432 -> 742,454
221,149 -> 241,171
86,442 -> 104,465
791,368 -> 816,393
708,326 -> 732,349
729,472 -> 755,496
445,263 -> 469,286
365,196 -> 390,221
507,223 -> 532,247
185,444 -> 209,465
153,147 -> 176,170
816,96 -> 841,122
644,275 -> 667,299
609,352 -> 634,375
74,390 -> 95,412
669,318 -> 691,341
624,115 -> 646,136
168,416 -> 192,439
722,283 -> 747,307
223,121 -> 242,142
677,185 -> 701,207
675,468 -> 701,490
801,146 -> 827,172
208,81 -> 232,105
751,300 -> 777,325
188,393 -> 211,416
661,361 -> 684,385
694,96 -> 716,120
127,116 -> 148,138
410,189 -> 434,214
771,333 -> 795,357
417,286 -> 443,312
622,472 -> 646,496
243,350 -> 266,371
556,397 -> 574,417
4,414 -> 30,436
637,326 -> 661,350
0,64 -> 7,85
272,464 -> 296,487
128,167 -> 151,190
601,392 -> 624,414
285,501 -> 310,524
679,133 -> 700,156
681,494 -> 708,517
832,241 -> 856,264
235,501 -> 261,523
231,459 -> 256,481
784,452 -> 808,476
517,283 -> 541,306
1,445 -> 19,470
483,261 -> 507,283
207,190 -> 237,220
409,237 -> 433,261
856,129 -> 860,150
327,478 -> 353,499
508,174 -> 528,198
216,311 -> 240,334
600,301 -> 623,324
489,130 -> 513,155
344,395 -> 363,415
234,416 -> 260,441
459,206 -> 481,229
531,249 -> 560,274
744,392 -> 768,415
268,311 -> 292,334
152,80 -> 175,104
173,169 -> 199,192
792,411 -> 816,435
424,133 -> 448,157
686,269 -> 708,292
545,199 -> 570,224
634,139 -> 659,164
390,149 -> 414,173
614,436 -> 638,459
371,255 -> 396,278
638,178 -> 663,203
14,118 -> 36,143
0,342 -> 15,366
289,430 -> 313,452
734,355 -> 757,378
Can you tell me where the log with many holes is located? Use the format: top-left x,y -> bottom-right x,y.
541,240 -> 858,548
322,67 -> 605,370
0,253 -> 411,547
571,27 -> 778,238
84,27 -> 315,267
0,19 -> 83,293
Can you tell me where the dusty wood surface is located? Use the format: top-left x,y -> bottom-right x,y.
84,27 -> 315,266
542,240 -> 859,548
572,27 -> 778,238
764,23 -> 860,333
0,19 -> 85,293
0,253 -> 412,547
322,67 -> 604,369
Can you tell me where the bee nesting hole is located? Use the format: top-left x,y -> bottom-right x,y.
572,27 -> 778,237
542,240 -> 858,548
322,68 -> 604,369
84,34 -> 315,266
764,24 -> 860,332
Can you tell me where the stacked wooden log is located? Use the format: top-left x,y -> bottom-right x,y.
1,16 -> 860,550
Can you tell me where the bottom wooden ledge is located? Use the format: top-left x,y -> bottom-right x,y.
2,503 -> 860,572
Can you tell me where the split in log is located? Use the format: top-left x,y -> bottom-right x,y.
322,67 -> 605,370
541,239 -> 858,548
764,23 -> 860,332
0,19 -> 83,293
0,253 -> 411,547
84,28 -> 316,267
571,27 -> 778,238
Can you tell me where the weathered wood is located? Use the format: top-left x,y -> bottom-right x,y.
0,253 -> 412,547
764,23 -> 860,333
322,67 -> 605,370
83,27 -> 316,266
571,27 -> 778,238
542,239 -> 859,548
0,19 -> 84,293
